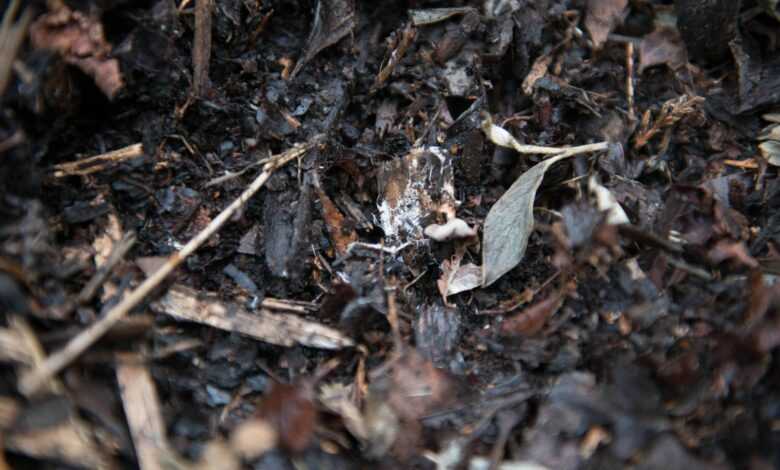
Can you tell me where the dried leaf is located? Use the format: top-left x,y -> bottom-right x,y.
759,140 -> 780,166
638,27 -> 687,73
291,0 -> 355,79
313,174 -> 358,256
409,7 -> 476,26
500,291 -> 563,336
152,284 -> 353,350
29,5 -> 123,98
482,153 -> 575,287
257,382 -> 316,453
585,0 -> 628,50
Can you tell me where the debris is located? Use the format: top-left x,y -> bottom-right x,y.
424,218 -> 477,242
585,0 -> 628,50
0,0 -> 32,96
588,176 -> 629,225
633,95 -> 704,149
192,0 -> 213,96
291,0 -> 356,79
29,4 -> 124,98
18,140 -> 317,396
638,26 -> 688,73
482,152 -> 596,287
374,22 -> 416,89
51,143 -> 144,178
378,146 -> 456,241
152,283 -> 353,349
116,354 -> 169,470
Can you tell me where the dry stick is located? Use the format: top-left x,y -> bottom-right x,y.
626,41 -> 636,122
52,143 -> 144,177
0,0 -> 32,97
192,0 -> 213,97
77,232 -> 137,304
19,141 -> 315,396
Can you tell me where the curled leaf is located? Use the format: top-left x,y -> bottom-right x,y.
482,154 -> 574,287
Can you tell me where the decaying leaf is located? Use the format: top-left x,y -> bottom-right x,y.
585,0 -> 628,50
291,0 -> 356,79
257,382 -> 316,453
758,116 -> 780,166
409,7 -> 477,26
378,146 -> 456,241
638,27 -> 688,73
29,5 -> 124,98
313,173 -> 358,256
482,153 -> 575,287
500,291 -> 564,336
152,284 -> 353,350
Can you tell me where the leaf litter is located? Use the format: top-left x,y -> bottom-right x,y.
2,1 -> 780,469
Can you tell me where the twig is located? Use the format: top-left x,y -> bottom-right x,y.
346,241 -> 412,256
51,143 -> 144,177
626,41 -> 635,122
116,354 -> 168,470
385,282 -> 403,354
0,0 -> 32,96
77,232 -> 136,304
192,0 -> 213,97
482,114 -> 609,156
374,22 -> 416,89
18,140 -> 318,396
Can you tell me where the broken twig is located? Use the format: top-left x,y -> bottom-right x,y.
51,143 -> 144,178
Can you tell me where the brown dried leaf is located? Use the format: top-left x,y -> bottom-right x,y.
257,383 -> 316,453
291,0 -> 356,79
638,27 -> 688,73
29,6 -> 123,98
500,291 -> 563,336
585,0 -> 628,50
313,175 -> 358,256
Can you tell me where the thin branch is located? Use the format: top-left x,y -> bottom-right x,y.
18,139 -> 318,396
51,143 -> 144,177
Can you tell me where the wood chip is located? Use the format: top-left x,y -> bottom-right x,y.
116,355 -> 168,470
152,284 -> 353,350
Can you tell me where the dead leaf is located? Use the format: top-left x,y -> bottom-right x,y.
638,27 -> 688,73
500,291 -> 563,336
29,5 -> 123,98
290,0 -> 355,79
257,382 -> 316,453
522,54 -> 553,95
759,140 -> 780,166
313,173 -> 358,256
585,0 -> 628,50
482,153 -> 575,287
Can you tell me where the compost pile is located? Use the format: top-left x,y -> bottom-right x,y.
1,0 -> 780,468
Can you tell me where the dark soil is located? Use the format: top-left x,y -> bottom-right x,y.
1,0 -> 780,469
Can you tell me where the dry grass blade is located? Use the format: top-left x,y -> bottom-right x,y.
18,140 -> 318,396
0,0 -> 32,96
